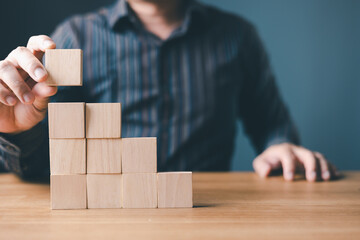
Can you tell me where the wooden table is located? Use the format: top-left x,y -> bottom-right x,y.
0,172 -> 359,240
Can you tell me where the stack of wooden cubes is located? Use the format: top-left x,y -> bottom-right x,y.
46,49 -> 193,209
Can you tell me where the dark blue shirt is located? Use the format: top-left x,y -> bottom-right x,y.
0,0 -> 298,178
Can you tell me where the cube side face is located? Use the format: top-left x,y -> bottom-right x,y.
87,139 -> 122,173
87,174 -> 122,209
85,103 -> 121,138
48,103 -> 85,138
122,173 -> 157,208
122,138 -> 157,173
45,49 -> 83,86
51,175 -> 87,209
158,172 -> 193,208
50,139 -> 86,175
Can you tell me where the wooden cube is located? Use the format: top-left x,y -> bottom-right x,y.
87,174 -> 122,209
50,139 -> 86,175
86,103 -> 121,138
48,102 -> 85,138
51,175 -> 87,209
157,172 -> 193,208
122,173 -> 157,208
45,49 -> 83,86
122,138 -> 157,173
87,139 -> 122,173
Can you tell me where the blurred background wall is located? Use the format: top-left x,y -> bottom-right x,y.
1,0 -> 359,171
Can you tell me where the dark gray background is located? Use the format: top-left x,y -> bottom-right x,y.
1,0 -> 359,171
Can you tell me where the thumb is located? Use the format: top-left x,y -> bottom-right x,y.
253,156 -> 272,178
31,82 -> 57,111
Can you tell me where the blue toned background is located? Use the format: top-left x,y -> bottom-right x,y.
202,0 -> 360,171
0,0 -> 359,171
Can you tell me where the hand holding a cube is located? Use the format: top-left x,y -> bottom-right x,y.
0,35 -> 58,134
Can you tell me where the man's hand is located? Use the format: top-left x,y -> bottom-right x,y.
0,35 -> 57,134
253,143 -> 339,181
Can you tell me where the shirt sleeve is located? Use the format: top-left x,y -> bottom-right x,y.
238,24 -> 300,154
0,136 -> 21,174
0,123 -> 49,179
0,18 -> 85,179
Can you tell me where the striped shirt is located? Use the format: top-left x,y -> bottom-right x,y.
0,0 -> 298,178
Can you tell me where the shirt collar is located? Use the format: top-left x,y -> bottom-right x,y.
106,0 -> 208,30
106,0 -> 129,29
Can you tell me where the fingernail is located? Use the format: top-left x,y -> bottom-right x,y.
23,92 -> 34,103
34,68 -> 46,80
5,96 -> 16,105
308,171 -> 317,181
43,40 -> 54,48
322,171 -> 330,180
284,172 -> 294,181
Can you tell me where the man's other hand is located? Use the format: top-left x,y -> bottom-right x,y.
253,143 -> 339,181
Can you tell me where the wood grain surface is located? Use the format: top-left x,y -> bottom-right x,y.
122,173 -> 157,209
45,49 -> 83,86
87,139 -> 122,173
158,172 -> 193,208
122,137 -> 157,173
48,102 -> 85,139
0,172 -> 359,240
50,139 -> 86,174
87,174 -> 122,209
85,103 -> 121,138
50,175 -> 87,210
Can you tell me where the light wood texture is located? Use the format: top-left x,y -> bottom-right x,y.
122,173 -> 157,208
49,139 -> 86,175
86,103 -> 121,138
87,174 -> 122,209
50,175 -> 87,210
45,49 -> 83,86
48,102 -> 85,139
87,139 -> 122,173
1,172 -> 360,239
157,172 -> 192,208
122,138 -> 157,173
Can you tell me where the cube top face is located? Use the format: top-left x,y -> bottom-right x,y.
50,139 -> 86,175
158,172 -> 193,208
45,49 -> 83,86
48,102 -> 85,138
51,175 -> 87,209
87,139 -> 122,174
122,138 -> 157,173
86,103 -> 121,138
87,174 -> 122,209
122,173 -> 157,209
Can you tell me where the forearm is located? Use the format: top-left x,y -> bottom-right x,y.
0,122 -> 49,179
238,24 -> 299,153
0,136 -> 21,174
240,102 -> 300,154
